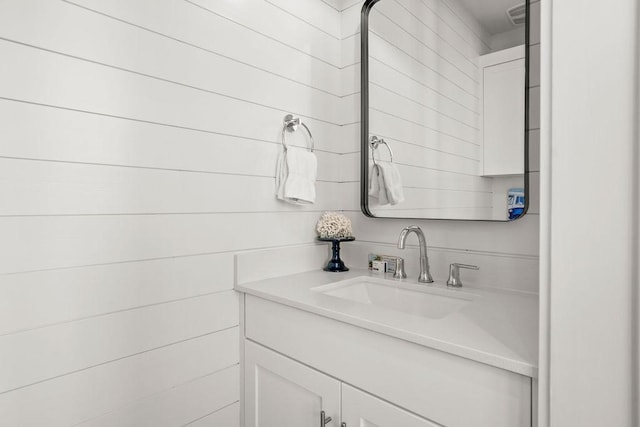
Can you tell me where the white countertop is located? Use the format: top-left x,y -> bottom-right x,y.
236,268 -> 538,378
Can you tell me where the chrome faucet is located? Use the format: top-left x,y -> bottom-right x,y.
397,225 -> 433,283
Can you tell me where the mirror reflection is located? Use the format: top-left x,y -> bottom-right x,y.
362,0 -> 529,221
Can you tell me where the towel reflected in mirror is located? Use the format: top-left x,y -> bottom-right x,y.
368,161 -> 404,206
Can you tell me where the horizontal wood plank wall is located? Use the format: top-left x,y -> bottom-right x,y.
0,0 -> 344,425
340,0 -> 541,293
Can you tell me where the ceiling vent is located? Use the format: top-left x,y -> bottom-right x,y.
507,3 -> 526,25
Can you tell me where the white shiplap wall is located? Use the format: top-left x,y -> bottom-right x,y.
0,0 -> 344,425
339,0 -> 541,294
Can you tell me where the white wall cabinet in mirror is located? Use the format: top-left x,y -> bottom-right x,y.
361,0 -> 531,221
481,46 -> 526,177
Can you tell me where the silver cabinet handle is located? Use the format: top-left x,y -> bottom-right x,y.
341,423 -> 347,427
320,410 -> 332,426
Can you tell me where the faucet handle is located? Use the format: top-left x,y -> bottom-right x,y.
447,263 -> 479,287
393,258 -> 407,279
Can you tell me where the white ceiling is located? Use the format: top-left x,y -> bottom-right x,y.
455,0 -> 525,35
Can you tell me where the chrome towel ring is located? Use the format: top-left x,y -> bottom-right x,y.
281,114 -> 314,152
370,135 -> 393,165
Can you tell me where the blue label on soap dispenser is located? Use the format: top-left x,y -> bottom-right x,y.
508,188 -> 525,220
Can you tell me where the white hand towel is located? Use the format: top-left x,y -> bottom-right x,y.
275,148 -> 317,205
378,161 -> 404,205
368,161 -> 404,206
275,150 -> 288,200
368,164 -> 389,205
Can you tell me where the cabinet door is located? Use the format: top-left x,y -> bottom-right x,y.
245,340 -> 341,427
483,58 -> 526,176
342,385 -> 440,427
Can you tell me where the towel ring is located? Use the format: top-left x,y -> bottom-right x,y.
281,114 -> 314,152
370,136 -> 393,166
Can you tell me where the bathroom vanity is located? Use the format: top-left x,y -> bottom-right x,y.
236,269 -> 538,427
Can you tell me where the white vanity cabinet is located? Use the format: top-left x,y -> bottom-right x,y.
243,295 -> 533,427
245,340 -> 439,427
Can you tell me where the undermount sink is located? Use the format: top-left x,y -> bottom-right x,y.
311,276 -> 474,319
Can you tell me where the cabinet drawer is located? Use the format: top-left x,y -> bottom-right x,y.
246,296 -> 531,427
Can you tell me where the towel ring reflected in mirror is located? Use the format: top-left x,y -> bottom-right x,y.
370,135 -> 394,167
281,114 -> 314,152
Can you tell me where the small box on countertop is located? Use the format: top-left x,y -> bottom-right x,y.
371,260 -> 387,273
368,254 -> 402,275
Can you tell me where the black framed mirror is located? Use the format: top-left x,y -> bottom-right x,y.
361,0 -> 530,221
